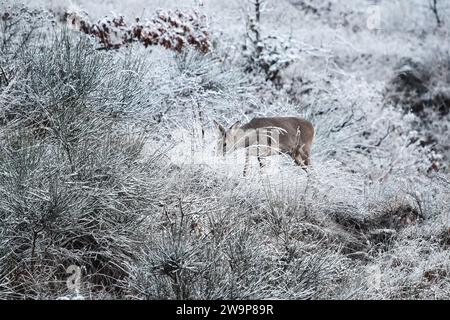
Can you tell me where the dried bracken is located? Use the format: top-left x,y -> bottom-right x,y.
60,9 -> 210,52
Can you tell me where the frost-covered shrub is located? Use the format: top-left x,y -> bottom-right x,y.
0,28 -> 158,129
0,4 -> 48,54
58,8 -> 211,52
385,56 -> 450,116
362,216 -> 450,299
242,0 -> 296,87
127,163 -> 350,299
0,128 -> 158,298
288,0 -> 450,33
384,52 -> 450,172
0,27 -> 163,298
243,35 -> 296,87
0,3 -> 54,92
131,46 -> 250,139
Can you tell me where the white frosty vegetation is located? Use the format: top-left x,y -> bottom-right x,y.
0,1 -> 448,299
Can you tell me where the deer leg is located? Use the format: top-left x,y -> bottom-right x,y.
303,157 -> 311,166
257,155 -> 266,174
243,137 -> 250,177
303,144 -> 312,166
292,148 -> 308,172
256,141 -> 266,172
243,142 -> 250,176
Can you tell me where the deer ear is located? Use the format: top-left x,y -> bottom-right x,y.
229,121 -> 241,131
213,120 -> 226,136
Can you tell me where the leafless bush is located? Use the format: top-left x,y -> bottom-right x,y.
0,4 -> 47,57
429,0 -> 443,28
242,0 -> 296,87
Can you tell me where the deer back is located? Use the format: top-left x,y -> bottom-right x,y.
240,117 -> 315,154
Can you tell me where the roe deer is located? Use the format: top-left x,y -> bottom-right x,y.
214,117 -> 315,175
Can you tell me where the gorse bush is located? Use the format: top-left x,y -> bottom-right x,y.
0,25 -> 162,298
2,32 -> 155,124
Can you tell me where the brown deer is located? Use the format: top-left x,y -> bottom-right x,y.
214,117 -> 315,175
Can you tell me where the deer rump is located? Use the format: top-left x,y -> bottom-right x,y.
241,117 -> 314,166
